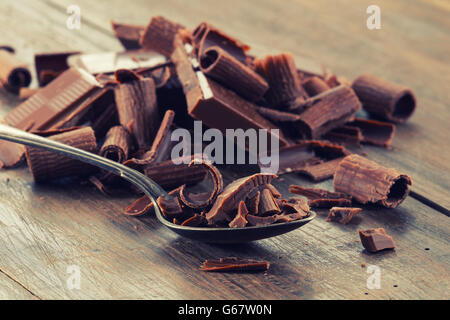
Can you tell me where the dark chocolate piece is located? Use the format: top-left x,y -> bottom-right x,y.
334,154 -> 412,208
25,127 -> 98,183
352,73 -> 416,123
359,228 -> 396,252
254,53 -> 305,108
205,173 -> 277,224
115,68 -> 142,83
192,22 -> 250,64
140,16 -> 185,57
258,188 -> 281,216
308,198 -> 353,209
114,76 -> 159,150
157,195 -> 184,219
229,201 -> 249,228
296,157 -> 346,182
125,186 -> 182,217
34,51 -> 79,86
326,207 -> 362,224
323,126 -> 362,145
302,76 -> 330,96
246,214 -> 277,226
293,85 -> 362,139
200,46 -> 268,102
347,118 -> 395,148
111,21 -> 144,50
0,48 -> 31,92
200,257 -> 270,272
245,190 -> 260,214
100,126 -> 131,163
180,213 -> 206,227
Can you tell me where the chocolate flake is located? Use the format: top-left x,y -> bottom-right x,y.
200,257 -> 270,272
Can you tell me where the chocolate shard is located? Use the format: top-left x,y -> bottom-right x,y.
246,214 -> 277,226
260,140 -> 350,176
180,213 -> 207,227
326,207 -> 362,224
302,76 -> 330,97
192,22 -> 251,65
254,53 -> 306,108
171,37 -> 288,146
245,190 -> 260,214
0,48 -> 31,92
322,126 -> 363,146
114,76 -> 159,150
289,185 -> 351,200
111,21 -> 145,50
34,51 -> 79,86
228,201 -> 249,228
200,257 -> 270,272
352,73 -> 416,123
293,85 -> 362,139
205,173 -> 277,224
296,157 -> 347,182
125,186 -> 182,217
359,228 -> 396,253
258,188 -> 281,216
25,127 -> 98,183
347,118 -> 395,148
157,195 -> 184,219
140,16 -> 185,57
200,46 -> 268,102
334,154 -> 412,208
144,155 -> 208,189
100,126 -> 131,163
179,160 -> 224,209
308,198 -> 352,209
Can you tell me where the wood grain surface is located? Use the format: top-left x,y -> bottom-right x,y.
0,0 -> 448,300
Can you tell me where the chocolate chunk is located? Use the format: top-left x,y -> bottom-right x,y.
254,53 -> 305,108
293,85 -> 362,139
140,16 -> 185,57
34,51 -> 79,86
352,74 -> 416,123
359,228 -> 395,252
205,173 -> 277,224
347,118 -> 395,148
200,46 -> 268,102
114,76 -> 159,150
334,154 -> 412,208
200,257 -> 270,272
25,127 -> 98,183
111,21 -> 144,50
0,48 -> 31,92
157,195 -> 184,219
326,207 -> 362,224
258,188 -> 281,216
302,76 -> 330,96
192,22 -> 250,65
228,201 -> 249,228
100,126 -> 131,163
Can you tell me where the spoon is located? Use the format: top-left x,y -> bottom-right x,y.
0,124 -> 315,243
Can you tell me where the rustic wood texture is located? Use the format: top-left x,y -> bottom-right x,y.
0,0 -> 448,299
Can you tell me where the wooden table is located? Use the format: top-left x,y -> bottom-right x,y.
0,0 -> 448,299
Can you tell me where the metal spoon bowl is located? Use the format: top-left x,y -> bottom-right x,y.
0,124 -> 315,243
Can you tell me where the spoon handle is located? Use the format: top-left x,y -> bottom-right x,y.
0,124 -> 168,199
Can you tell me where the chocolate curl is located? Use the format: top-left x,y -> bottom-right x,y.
25,127 -> 98,183
258,188 -> 281,216
347,118 -> 395,148
334,154 -> 412,208
352,74 -> 416,123
199,46 -> 268,102
0,49 -> 31,93
192,22 -> 251,64
254,53 -> 305,108
294,85 -> 362,139
114,76 -> 159,150
229,201 -> 249,228
140,16 -> 185,57
111,21 -> 144,50
100,126 -> 131,163
302,76 -> 330,96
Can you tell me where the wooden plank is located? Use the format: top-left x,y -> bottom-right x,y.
43,0 -> 450,208
0,0 -> 447,299
0,270 -> 39,299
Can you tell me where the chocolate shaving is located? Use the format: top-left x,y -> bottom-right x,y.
246,214 -> 277,226
100,126 -> 131,163
352,73 -> 416,123
289,185 -> 351,200
25,127 -> 98,183
157,195 -> 184,219
296,157 -> 347,182
308,198 -> 352,209
245,190 -> 260,214
334,154 -> 412,208
302,76 -> 330,96
347,118 -> 395,148
359,228 -> 395,253
326,207 -> 362,224
140,16 -> 185,57
228,201 -> 249,228
180,213 -> 206,227
258,188 -> 281,216
200,257 -> 269,272
323,126 -> 362,146
200,46 -> 268,102
111,21 -> 144,50
254,53 -> 305,108
0,48 -> 31,92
